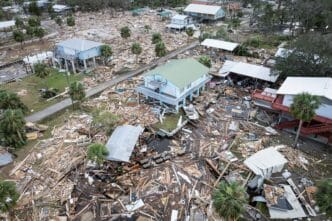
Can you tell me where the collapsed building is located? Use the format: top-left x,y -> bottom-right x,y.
253,77 -> 332,144
136,58 -> 211,111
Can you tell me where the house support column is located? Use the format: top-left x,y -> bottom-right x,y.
175,104 -> 179,112
183,98 -> 186,107
83,59 -> 87,70
196,89 -> 200,96
93,57 -> 96,67
71,60 -> 76,73
65,59 -> 69,71
190,93 -> 193,101
52,57 -> 56,68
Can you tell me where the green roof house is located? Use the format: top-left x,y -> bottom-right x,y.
136,58 -> 211,111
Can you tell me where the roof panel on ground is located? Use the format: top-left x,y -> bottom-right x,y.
244,147 -> 288,178
201,39 -> 239,52
277,77 -> 332,100
106,125 -> 144,162
145,58 -> 209,89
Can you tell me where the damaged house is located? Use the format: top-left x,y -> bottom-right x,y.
166,14 -> 194,31
53,38 -> 103,73
184,3 -> 225,22
217,60 -> 279,86
253,77 -> 332,144
136,58 -> 211,111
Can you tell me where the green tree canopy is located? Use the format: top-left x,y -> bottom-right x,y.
28,1 -> 42,16
55,17 -> 63,26
14,17 -> 24,28
34,27 -> 45,40
28,16 -> 41,27
0,90 -> 28,113
34,63 -> 51,89
290,92 -> 321,147
87,143 -> 109,165
66,16 -> 75,26
275,33 -> 332,78
0,181 -> 19,213
155,41 -> 166,57
120,26 -> 131,39
92,110 -> 119,135
13,29 -> 25,46
198,56 -> 211,68
69,82 -> 86,108
131,42 -> 142,63
0,109 -> 27,148
152,32 -> 162,44
213,181 -> 248,220
316,178 -> 332,218
100,45 -> 113,64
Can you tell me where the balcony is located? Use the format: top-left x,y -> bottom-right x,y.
136,86 -> 179,106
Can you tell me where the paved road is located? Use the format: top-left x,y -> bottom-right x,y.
25,41 -> 199,122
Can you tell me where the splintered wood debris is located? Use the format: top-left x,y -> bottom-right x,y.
9,76 -> 320,220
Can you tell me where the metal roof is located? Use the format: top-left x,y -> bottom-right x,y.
244,147 -> 288,178
106,125 -> 144,162
184,4 -> 222,15
0,20 -> 15,30
56,38 -> 103,52
277,77 -> 332,100
145,58 -> 209,89
201,39 -> 239,52
172,14 -> 188,20
219,60 -> 279,83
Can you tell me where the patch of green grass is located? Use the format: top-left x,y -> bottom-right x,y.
153,112 -> 185,132
0,70 -> 84,113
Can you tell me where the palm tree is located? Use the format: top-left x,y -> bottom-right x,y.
290,92 -> 321,148
0,109 -> 27,148
120,26 -> 131,39
213,181 -> 248,220
185,27 -> 194,42
155,41 -> 166,57
198,56 -> 212,68
87,143 -> 109,165
0,90 -> 28,113
0,181 -> 19,213
69,82 -> 86,109
131,42 -> 142,64
34,63 -> 51,89
316,178 -> 332,218
100,45 -> 113,65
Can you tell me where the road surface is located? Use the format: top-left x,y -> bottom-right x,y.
25,41 -> 199,122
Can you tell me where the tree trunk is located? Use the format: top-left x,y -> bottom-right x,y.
294,120 -> 303,148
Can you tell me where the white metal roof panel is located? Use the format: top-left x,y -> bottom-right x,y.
57,38 -> 103,52
219,60 -> 278,83
184,4 -> 221,15
269,185 -> 307,219
172,14 -> 188,20
201,39 -> 239,52
277,77 -> 332,100
106,125 -> 144,162
244,147 -> 288,178
0,20 -> 15,29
